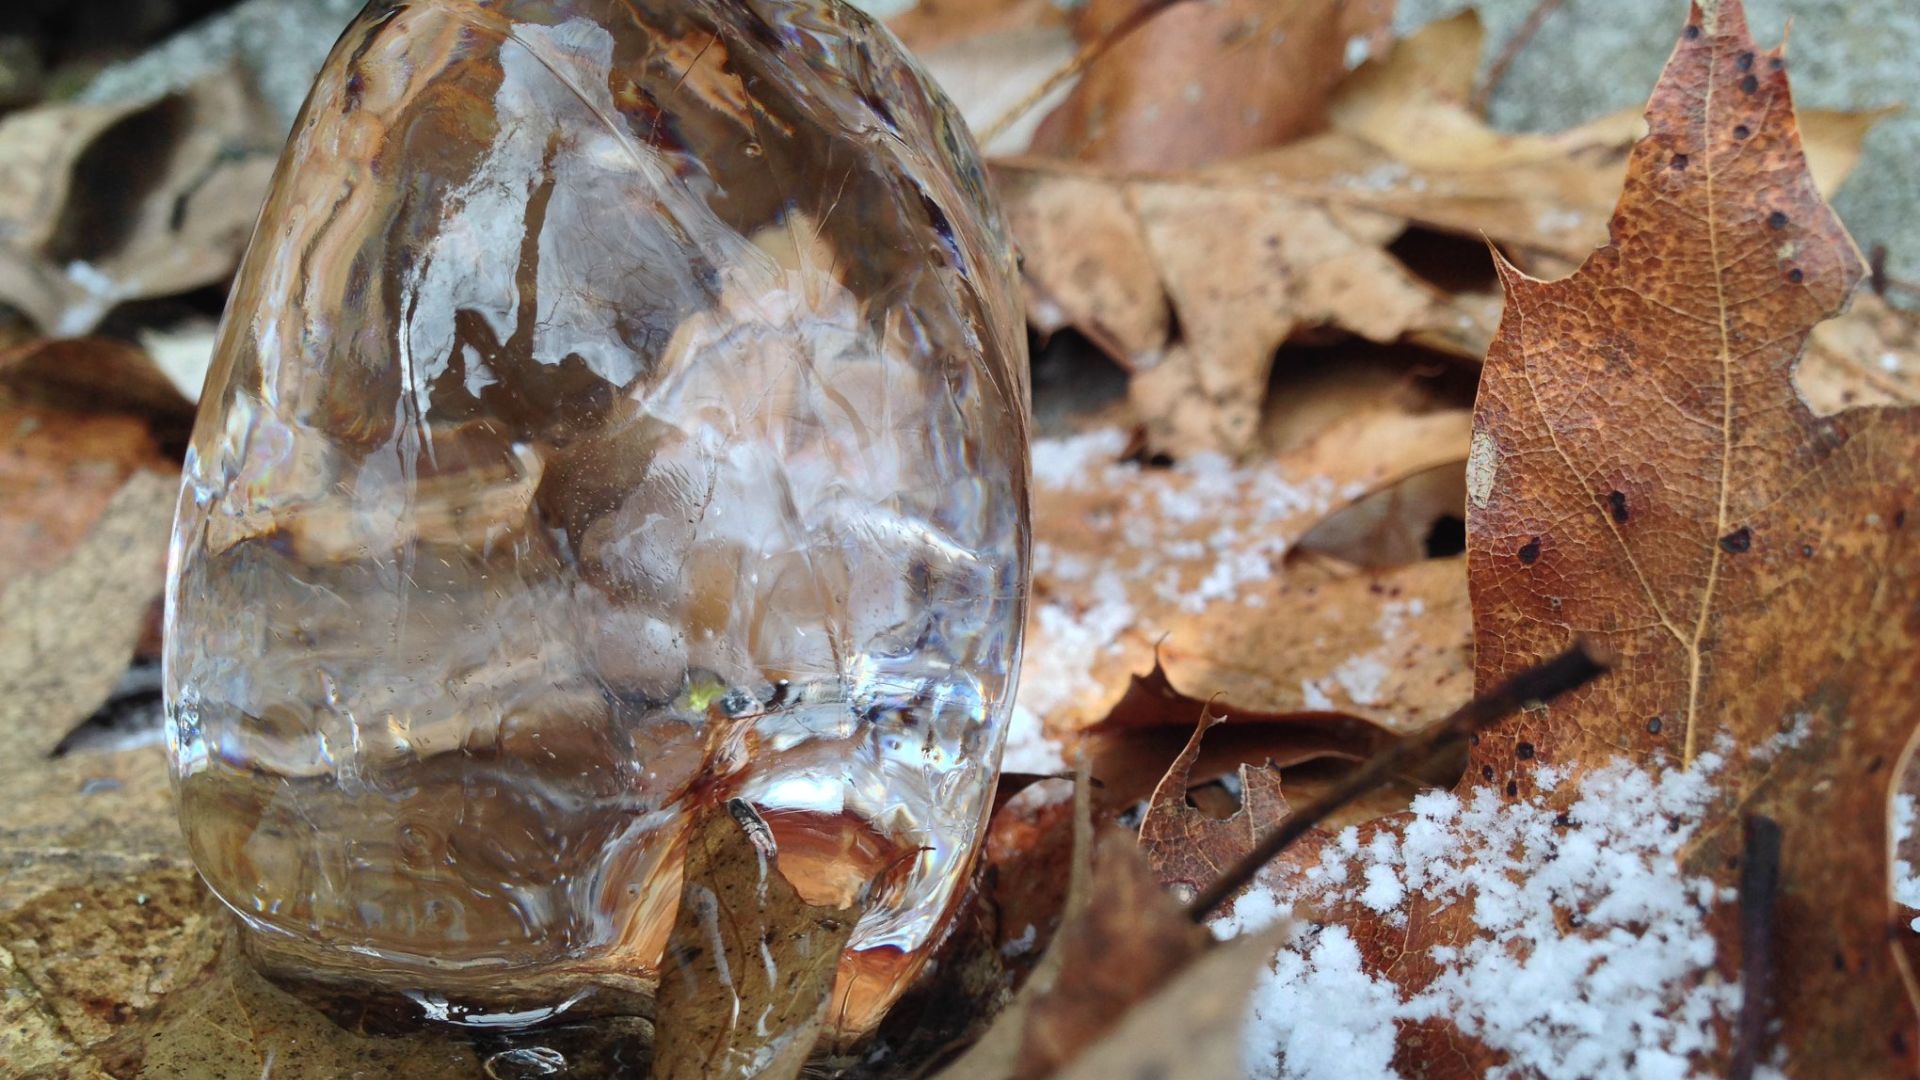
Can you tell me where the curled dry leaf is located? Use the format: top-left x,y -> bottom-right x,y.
1088,659 -> 1405,811
1051,923 -> 1292,1080
0,73 -> 279,336
651,798 -> 866,1080
1466,0 -> 1920,1071
1136,710 -> 1312,919
999,156 -> 1491,453
1293,458 -> 1469,570
1029,0 -> 1394,171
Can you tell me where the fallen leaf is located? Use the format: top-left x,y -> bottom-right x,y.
1136,710 -> 1308,918
1088,659 -> 1407,810
999,156 -> 1492,452
935,770 -> 1209,1080
1465,1 -> 1920,1071
1797,290 -> 1920,413
0,73 -> 279,336
1051,923 -> 1291,1080
1024,395 -> 1476,737
1211,11 -> 1883,269
1293,459 -> 1469,570
651,798 -> 865,1080
1029,0 -> 1394,170
0,468 -> 173,760
0,336 -> 196,422
913,26 -> 1080,157
0,406 -> 174,591
1241,4 -> 1920,1076
884,0 -> 1067,54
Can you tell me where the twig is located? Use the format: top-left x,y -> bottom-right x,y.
1730,814 -> 1783,1080
1184,641 -> 1609,921
977,0 -> 1195,149
1471,0 -> 1565,116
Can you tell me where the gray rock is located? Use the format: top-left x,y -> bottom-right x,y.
1400,0 -> 1920,289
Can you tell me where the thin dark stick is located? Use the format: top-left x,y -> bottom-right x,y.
1184,641 -> 1609,921
1472,0 -> 1566,116
1730,814 -> 1783,1080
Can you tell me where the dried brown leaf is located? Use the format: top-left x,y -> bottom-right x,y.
0,468 -> 173,759
936,772 -> 1208,1080
0,337 -> 196,422
999,157 -> 1487,453
1136,710 -> 1308,918
1214,12 -> 1882,271
0,406 -> 173,591
0,74 -> 278,335
1050,923 -> 1290,1080
1464,1 -> 1920,1071
1029,0 -> 1394,170
1025,397 -> 1474,737
651,799 -> 864,1080
1294,459 -> 1469,570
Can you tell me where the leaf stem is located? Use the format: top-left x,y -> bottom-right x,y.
1183,641 -> 1609,922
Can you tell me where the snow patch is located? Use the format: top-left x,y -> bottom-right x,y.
1237,755 -> 1744,1080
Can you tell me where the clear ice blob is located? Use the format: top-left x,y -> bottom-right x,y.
163,0 -> 1028,1034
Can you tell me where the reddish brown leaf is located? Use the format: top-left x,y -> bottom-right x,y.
1463,0 -> 1918,1073
1136,710 -> 1309,919
0,406 -> 172,592
1029,0 -> 1393,170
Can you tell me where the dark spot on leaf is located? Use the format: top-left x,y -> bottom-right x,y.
1607,490 -> 1629,524
1768,211 -> 1788,229
1895,509 -> 1907,529
1738,52 -> 1755,71
1684,24 -> 1701,40
1648,716 -> 1664,734
1801,544 -> 1815,557
1518,537 -> 1541,564
1481,765 -> 1494,781
1788,267 -> 1804,283
1719,526 -> 1752,553
1553,812 -> 1573,828
1895,1029 -> 1912,1057
1505,780 -> 1519,798
1734,124 -> 1751,139
1770,56 -> 1784,71
1741,74 -> 1759,93
1517,741 -> 1535,760
1671,152 -> 1689,171
1469,733 -> 1481,747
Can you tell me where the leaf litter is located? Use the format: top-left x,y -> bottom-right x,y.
3,0 -> 1920,1076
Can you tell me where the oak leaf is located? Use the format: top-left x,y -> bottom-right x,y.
1465,0 -> 1920,1072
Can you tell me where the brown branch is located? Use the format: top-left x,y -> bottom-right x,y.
1730,814 -> 1783,1080
1184,640 -> 1610,922
977,0 -> 1195,149
1472,0 -> 1565,116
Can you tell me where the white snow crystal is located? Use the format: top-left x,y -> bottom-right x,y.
1230,755 -> 1746,1080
